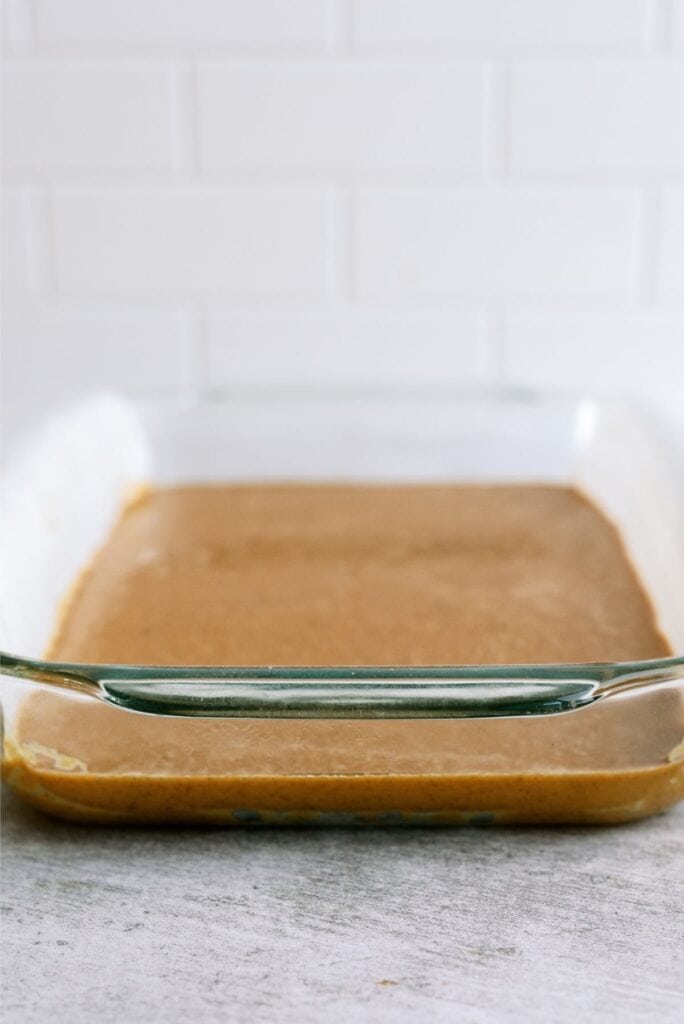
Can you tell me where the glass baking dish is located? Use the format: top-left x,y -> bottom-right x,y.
1,389 -> 683,826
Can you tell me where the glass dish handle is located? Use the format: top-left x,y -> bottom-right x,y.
3,651 -> 682,719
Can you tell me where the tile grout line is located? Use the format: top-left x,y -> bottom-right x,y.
6,292 -> 681,313
4,0 -> 36,51
24,186 -> 57,299
3,297 -> 683,317
177,308 -> 207,398
325,187 -> 355,308
6,46 -> 675,61
633,188 -> 662,305
169,61 -> 199,178
5,170 -> 684,189
483,60 -> 509,180
644,0 -> 673,51
328,0 -> 353,55
479,307 -> 508,386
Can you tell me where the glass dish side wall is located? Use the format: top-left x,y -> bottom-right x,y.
5,390 -> 681,660
3,670 -> 684,825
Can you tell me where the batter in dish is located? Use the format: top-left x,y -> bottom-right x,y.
5,484 -> 682,825
44,484 -> 671,666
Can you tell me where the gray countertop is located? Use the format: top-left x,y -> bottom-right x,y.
2,788 -> 683,1024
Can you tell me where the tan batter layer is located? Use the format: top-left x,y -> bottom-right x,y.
5,484 -> 683,825
44,484 -> 673,666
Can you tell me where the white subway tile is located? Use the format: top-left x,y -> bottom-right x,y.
1,191 -> 32,293
206,311 -> 483,388
505,312 -> 684,391
353,0 -> 648,50
659,190 -> 684,298
2,309 -> 185,390
33,0 -> 330,49
1,309 -> 186,443
2,62 -> 175,171
355,189 -> 637,297
512,62 -> 684,172
2,0 -> 33,51
673,1 -> 684,48
198,64 -> 485,173
52,189 -> 330,295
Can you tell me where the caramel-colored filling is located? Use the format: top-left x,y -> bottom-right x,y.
44,484 -> 672,666
5,484 -> 682,825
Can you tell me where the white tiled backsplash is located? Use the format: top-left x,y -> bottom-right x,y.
2,0 -> 684,441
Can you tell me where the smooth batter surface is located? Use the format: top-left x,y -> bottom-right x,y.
45,484 -> 671,666
5,484 -> 682,825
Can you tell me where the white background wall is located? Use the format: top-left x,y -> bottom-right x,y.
2,0 -> 684,442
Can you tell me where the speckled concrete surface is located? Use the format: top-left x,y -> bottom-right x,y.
1,788 -> 682,1024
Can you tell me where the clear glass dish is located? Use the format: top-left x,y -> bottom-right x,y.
1,388 -> 683,825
